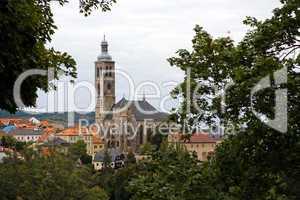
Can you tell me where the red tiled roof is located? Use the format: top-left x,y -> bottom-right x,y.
170,133 -> 220,143
58,127 -> 91,136
188,133 -> 220,143
37,128 -> 56,143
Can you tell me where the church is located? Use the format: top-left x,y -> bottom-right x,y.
94,37 -> 168,152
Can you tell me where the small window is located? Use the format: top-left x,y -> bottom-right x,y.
107,83 -> 111,90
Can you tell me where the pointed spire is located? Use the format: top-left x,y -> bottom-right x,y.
98,34 -> 112,61
101,35 -> 108,53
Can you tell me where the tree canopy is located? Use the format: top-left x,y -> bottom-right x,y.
167,0 -> 300,199
0,0 -> 116,113
0,151 -> 108,200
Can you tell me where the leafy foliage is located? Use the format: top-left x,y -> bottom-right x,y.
0,0 -> 116,113
127,143 -> 212,200
0,151 -> 108,200
69,140 -> 92,164
0,135 -> 27,151
167,0 -> 300,199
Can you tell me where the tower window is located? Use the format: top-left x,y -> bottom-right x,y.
107,83 -> 111,90
98,84 -> 100,96
97,68 -> 99,77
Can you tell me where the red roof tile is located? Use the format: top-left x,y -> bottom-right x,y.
170,133 -> 221,143
58,127 -> 91,136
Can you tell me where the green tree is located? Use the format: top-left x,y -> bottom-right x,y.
103,148 -> 112,169
0,0 -> 116,113
127,143 -> 211,200
168,0 -> 300,199
69,140 -> 92,164
125,150 -> 136,166
0,151 -> 108,200
149,132 -> 166,150
139,142 -> 154,155
0,135 -> 16,148
0,135 -> 27,151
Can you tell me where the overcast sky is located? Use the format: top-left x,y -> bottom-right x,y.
35,0 -> 280,113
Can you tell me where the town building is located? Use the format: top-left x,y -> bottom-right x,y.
168,133 -> 222,161
56,127 -> 93,155
40,136 -> 70,155
94,37 -> 168,153
12,129 -> 43,142
93,148 -> 125,170
92,134 -> 105,156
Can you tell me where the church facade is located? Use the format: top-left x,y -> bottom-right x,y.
95,37 -> 168,152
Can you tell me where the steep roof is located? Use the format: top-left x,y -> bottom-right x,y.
93,148 -> 124,162
2,125 -> 16,133
109,97 -> 169,121
188,134 -> 221,143
58,127 -> 92,136
11,128 -> 43,136
170,133 -> 221,144
37,127 -> 56,143
42,137 -> 69,146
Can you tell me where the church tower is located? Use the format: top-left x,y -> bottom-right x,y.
95,36 -> 115,124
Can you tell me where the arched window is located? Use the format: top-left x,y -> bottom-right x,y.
97,84 -> 100,96
97,68 -> 99,77
107,83 -> 111,90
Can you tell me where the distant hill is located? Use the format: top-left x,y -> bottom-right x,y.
0,110 -> 95,127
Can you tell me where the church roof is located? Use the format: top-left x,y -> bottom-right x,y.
93,148 -> 124,162
106,97 -> 169,121
42,137 -> 69,146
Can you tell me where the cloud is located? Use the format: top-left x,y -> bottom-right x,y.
36,0 -> 281,112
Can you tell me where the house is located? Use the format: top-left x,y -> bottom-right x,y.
93,148 -> 125,170
168,133 -> 222,161
40,136 -> 70,155
92,134 -> 105,156
29,117 -> 40,125
2,125 -> 16,133
12,129 -> 43,142
57,127 -> 93,155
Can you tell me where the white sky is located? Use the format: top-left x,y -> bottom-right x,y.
35,0 -> 281,113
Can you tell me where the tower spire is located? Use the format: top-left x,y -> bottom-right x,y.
101,35 -> 108,53
98,34 -> 112,61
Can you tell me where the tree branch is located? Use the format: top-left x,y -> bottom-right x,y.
281,45 -> 300,60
